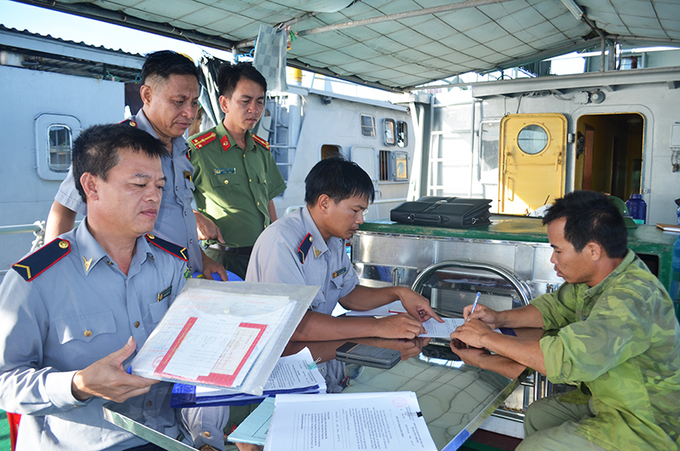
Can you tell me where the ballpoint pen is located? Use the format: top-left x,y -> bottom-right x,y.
467,292 -> 481,321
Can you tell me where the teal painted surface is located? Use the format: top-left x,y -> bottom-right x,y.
0,411 -> 10,451
360,217 -> 679,305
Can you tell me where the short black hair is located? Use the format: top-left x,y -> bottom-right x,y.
542,190 -> 627,258
217,62 -> 267,98
73,124 -> 168,202
304,157 -> 375,206
141,50 -> 199,85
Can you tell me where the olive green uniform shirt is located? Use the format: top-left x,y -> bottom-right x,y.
189,122 -> 286,248
532,250 -> 680,451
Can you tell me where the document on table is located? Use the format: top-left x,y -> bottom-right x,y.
228,397 -> 275,446
418,317 -> 503,338
419,317 -> 465,338
170,347 -> 327,407
345,300 -> 407,317
264,391 -> 437,451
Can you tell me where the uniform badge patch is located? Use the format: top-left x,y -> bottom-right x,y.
220,135 -> 231,151
12,238 -> 71,281
297,233 -> 313,264
190,131 -> 217,150
82,256 -> 93,272
214,168 -> 236,175
333,267 -> 347,278
145,234 -> 188,261
251,133 -> 270,150
157,286 -> 172,302
119,119 -> 138,128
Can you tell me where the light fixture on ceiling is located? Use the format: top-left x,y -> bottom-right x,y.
560,0 -> 584,21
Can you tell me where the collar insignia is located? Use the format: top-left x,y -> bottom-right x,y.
82,256 -> 93,272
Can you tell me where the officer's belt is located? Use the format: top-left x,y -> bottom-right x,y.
208,244 -> 253,256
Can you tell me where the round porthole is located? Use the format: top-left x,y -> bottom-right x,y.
517,124 -> 548,155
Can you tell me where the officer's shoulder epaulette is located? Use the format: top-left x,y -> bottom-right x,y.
190,131 -> 218,150
12,238 -> 71,282
297,233 -> 313,264
251,133 -> 270,150
145,234 -> 188,262
119,119 -> 138,128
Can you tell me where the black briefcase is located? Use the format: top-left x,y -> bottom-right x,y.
390,196 -> 491,228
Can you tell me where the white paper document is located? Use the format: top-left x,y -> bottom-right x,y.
195,347 -> 326,400
264,391 -> 437,451
419,317 -> 466,338
345,300 -> 407,317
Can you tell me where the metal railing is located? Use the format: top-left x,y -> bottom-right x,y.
0,221 -> 46,278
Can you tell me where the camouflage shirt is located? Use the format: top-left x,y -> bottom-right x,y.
533,249 -> 680,451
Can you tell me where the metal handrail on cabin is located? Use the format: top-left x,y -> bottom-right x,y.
411,260 -> 547,402
411,260 -> 532,307
0,221 -> 46,278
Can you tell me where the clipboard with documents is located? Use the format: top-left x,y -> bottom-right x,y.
130,280 -> 318,396
170,347 -> 327,407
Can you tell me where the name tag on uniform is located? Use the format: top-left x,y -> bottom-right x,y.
214,168 -> 236,175
333,267 -> 347,278
157,286 -> 172,302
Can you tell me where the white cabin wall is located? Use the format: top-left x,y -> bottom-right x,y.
427,69 -> 680,224
0,65 -> 124,271
277,94 -> 414,219
479,86 -> 680,224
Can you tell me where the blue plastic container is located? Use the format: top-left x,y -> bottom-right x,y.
626,194 -> 647,224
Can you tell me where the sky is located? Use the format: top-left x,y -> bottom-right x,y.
0,0 -> 233,62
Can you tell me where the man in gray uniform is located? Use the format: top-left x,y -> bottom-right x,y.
247,158 -> 441,389
0,124 -> 225,450
44,50 -> 226,281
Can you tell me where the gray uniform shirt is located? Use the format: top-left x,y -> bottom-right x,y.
246,206 -> 359,391
54,109 -> 203,273
0,222 -> 224,450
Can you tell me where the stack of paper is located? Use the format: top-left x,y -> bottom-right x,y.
130,280 -> 318,396
170,348 -> 326,407
346,301 -> 507,339
264,391 -> 437,451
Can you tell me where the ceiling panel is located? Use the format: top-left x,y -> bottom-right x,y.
18,0 -> 680,91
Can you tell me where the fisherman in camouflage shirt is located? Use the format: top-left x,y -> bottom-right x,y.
450,190 -> 680,451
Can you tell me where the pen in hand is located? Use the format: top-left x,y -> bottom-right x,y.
467,292 -> 481,322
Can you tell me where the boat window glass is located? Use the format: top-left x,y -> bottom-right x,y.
517,124 -> 548,155
383,119 -> 396,146
393,151 -> 408,181
378,150 -> 408,181
379,150 -> 390,180
321,144 -> 342,160
397,121 -> 408,147
361,114 -> 376,137
48,124 -> 73,172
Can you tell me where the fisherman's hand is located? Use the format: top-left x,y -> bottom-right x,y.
463,303 -> 500,328
450,318 -> 493,350
395,287 -> 443,324
449,338 -> 488,367
194,210 -> 224,243
71,336 -> 158,403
